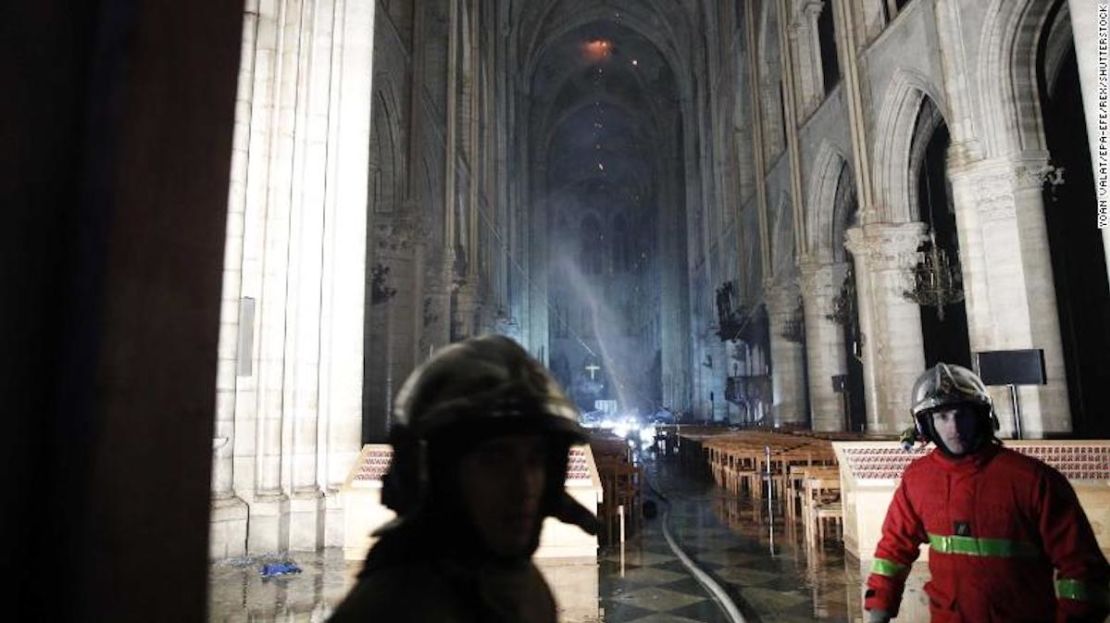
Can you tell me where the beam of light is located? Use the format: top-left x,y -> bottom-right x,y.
554,255 -> 638,416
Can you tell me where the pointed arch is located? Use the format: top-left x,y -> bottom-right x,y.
907,97 -> 946,224
872,69 -> 948,222
806,141 -> 849,262
369,78 -> 404,214
977,0 -> 1057,157
831,166 -> 857,263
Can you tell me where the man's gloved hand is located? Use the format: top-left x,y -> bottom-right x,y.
866,609 -> 892,623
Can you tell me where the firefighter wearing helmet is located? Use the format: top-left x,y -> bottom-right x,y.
329,335 -> 598,623
865,363 -> 1109,622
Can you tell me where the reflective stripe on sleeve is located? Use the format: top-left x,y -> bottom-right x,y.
927,533 -> 1040,558
870,558 -> 908,577
1056,578 -> 1110,606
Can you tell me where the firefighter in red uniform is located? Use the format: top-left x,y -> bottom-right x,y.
865,363 -> 1109,622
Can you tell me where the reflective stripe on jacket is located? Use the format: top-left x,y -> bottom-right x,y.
864,444 -> 1110,622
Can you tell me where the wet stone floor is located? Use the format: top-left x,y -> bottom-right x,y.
607,458 -> 865,623
208,456 -> 910,622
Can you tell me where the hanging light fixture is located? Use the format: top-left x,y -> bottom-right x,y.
901,162 -> 964,321
826,265 -> 864,361
902,231 -> 964,321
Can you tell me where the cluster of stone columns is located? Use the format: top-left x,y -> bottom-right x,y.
844,223 -> 927,434
946,154 -> 1072,436
930,0 -> 1074,437
210,0 -> 374,558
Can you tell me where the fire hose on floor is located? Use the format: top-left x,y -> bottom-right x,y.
642,470 -> 748,623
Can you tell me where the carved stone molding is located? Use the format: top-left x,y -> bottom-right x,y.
764,278 -> 802,316
373,205 -> 428,255
968,172 -> 1016,222
1012,155 -> 1058,191
951,154 -> 1057,222
844,222 -> 926,273
796,260 -> 848,302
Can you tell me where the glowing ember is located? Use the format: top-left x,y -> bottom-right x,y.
583,39 -> 613,62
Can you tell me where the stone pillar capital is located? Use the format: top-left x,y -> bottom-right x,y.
764,278 -> 801,316
948,153 -> 1057,223
844,222 -> 925,272
374,211 -> 427,254
797,260 -> 849,299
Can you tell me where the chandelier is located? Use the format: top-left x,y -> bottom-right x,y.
825,265 -> 855,327
902,230 -> 964,321
826,265 -> 863,361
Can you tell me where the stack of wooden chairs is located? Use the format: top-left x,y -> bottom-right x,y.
589,434 -> 643,545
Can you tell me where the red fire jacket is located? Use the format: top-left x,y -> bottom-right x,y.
865,443 -> 1109,622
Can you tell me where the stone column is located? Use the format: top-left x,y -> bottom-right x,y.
1065,0 -> 1110,282
710,338 -> 729,422
765,279 -> 808,427
287,0 -> 348,551
947,154 -> 1072,437
248,0 -> 312,554
364,268 -> 393,443
790,0 -> 827,116
366,215 -> 421,439
320,0 -> 375,549
212,0 -> 375,556
845,223 -> 927,434
798,261 -> 849,431
452,281 -> 479,340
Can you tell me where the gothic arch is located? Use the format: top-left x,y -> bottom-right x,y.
977,0 -> 1058,157
872,69 -> 948,222
831,166 -> 857,264
369,79 -> 404,214
1041,4 -> 1072,99
805,141 -> 849,262
518,1 -> 692,99
907,97 -> 947,224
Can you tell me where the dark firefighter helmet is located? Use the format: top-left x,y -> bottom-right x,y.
380,334 -> 596,534
910,362 -> 999,448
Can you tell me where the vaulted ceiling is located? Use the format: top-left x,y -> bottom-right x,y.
517,2 -> 693,220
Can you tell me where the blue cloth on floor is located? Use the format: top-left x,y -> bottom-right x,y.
259,562 -> 302,577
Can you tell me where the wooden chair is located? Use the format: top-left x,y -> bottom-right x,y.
802,475 -> 841,547
814,500 -> 843,543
